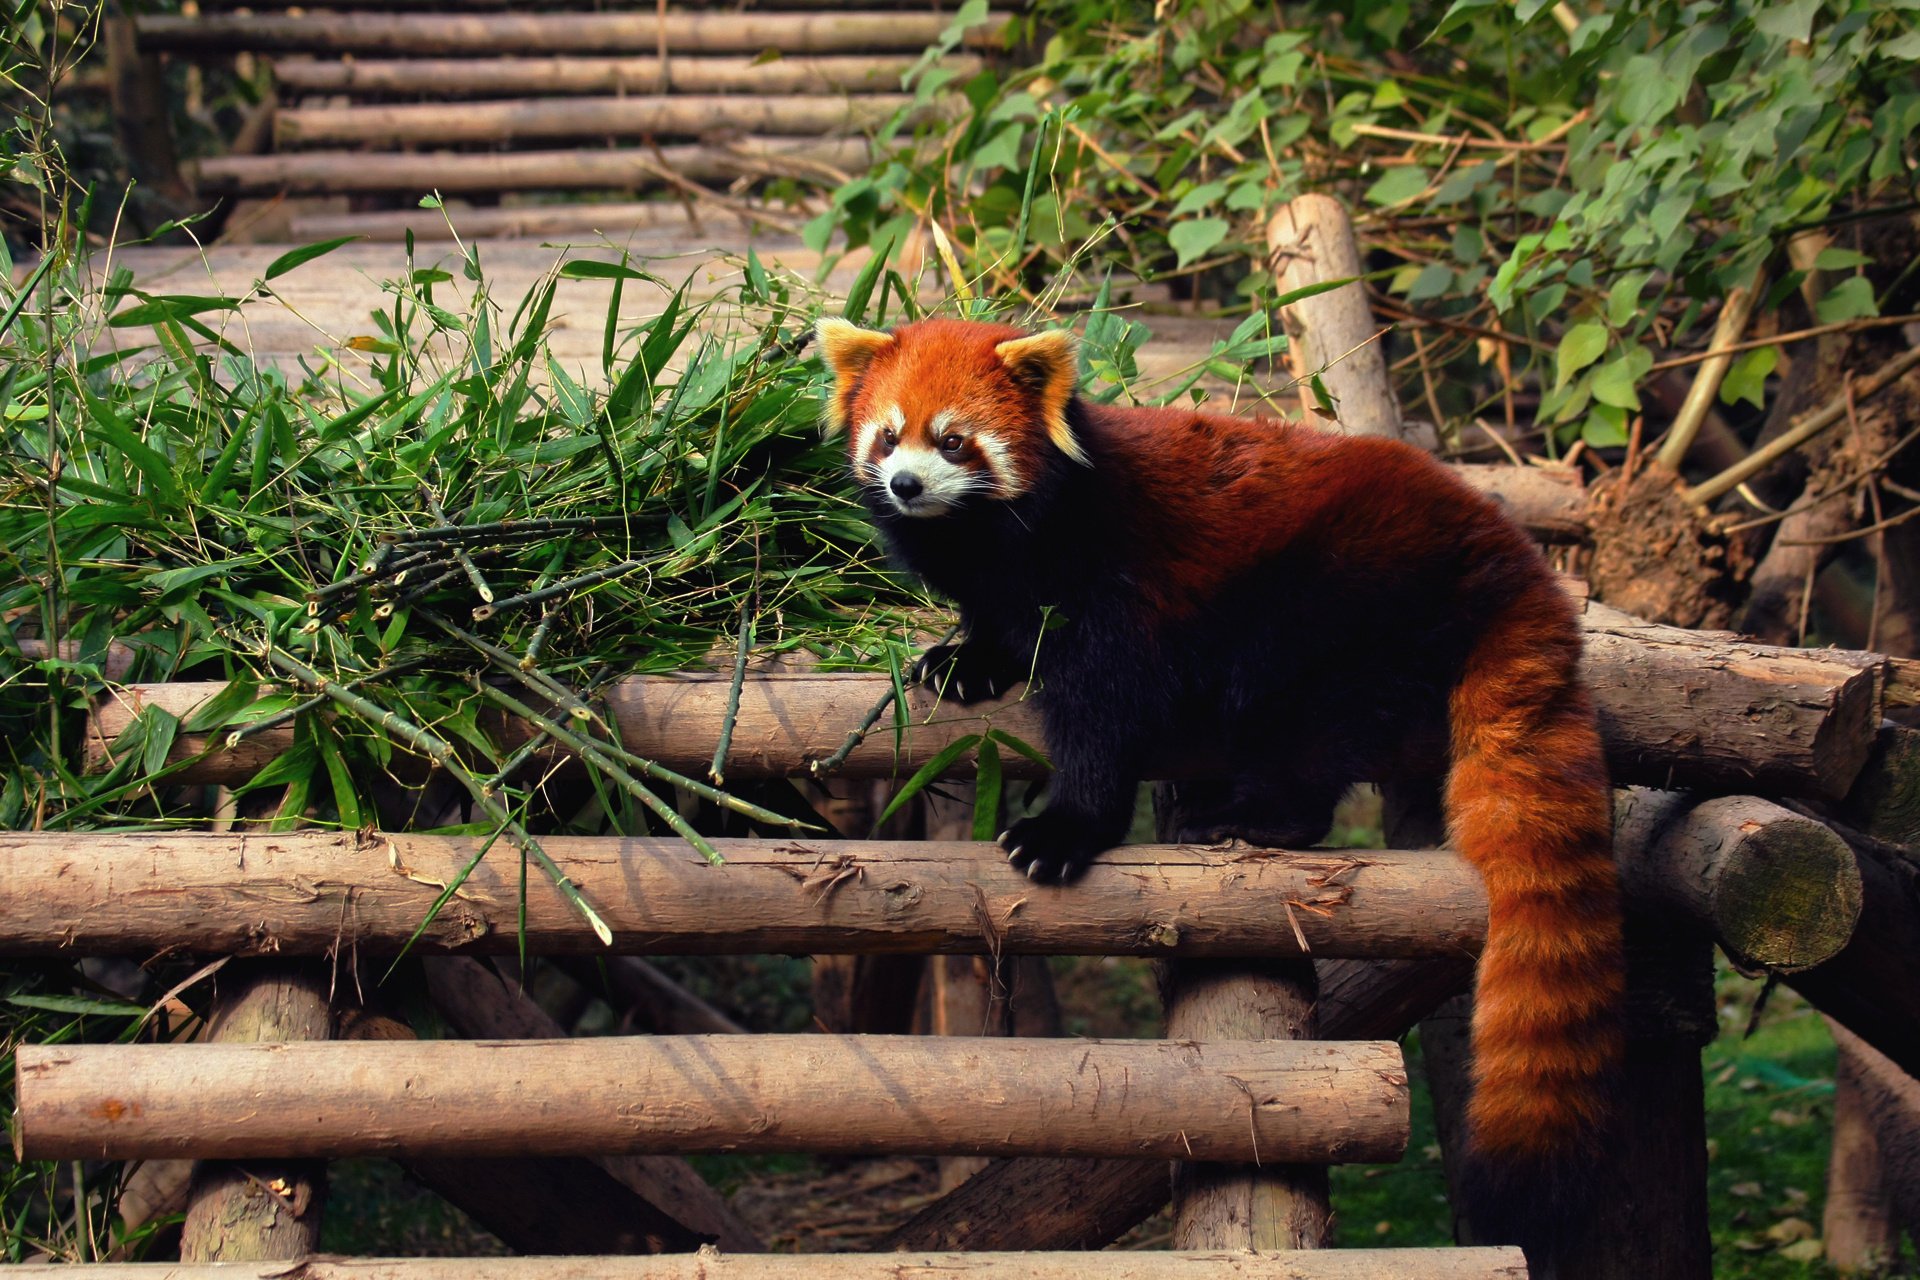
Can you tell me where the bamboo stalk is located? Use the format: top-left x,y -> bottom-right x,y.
258,646 -> 613,945
1653,268 -> 1764,472
270,54 -> 982,98
138,13 -> 1007,56
1682,346 -> 1920,507
710,605 -> 754,785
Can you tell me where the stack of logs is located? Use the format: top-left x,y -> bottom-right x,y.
11,581 -> 1920,1275
114,0 -> 996,207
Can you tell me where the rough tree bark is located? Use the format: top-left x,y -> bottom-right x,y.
17,1036 -> 1409,1164
178,962 -> 331,1263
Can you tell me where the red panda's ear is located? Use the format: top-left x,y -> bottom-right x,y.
816,318 -> 894,434
994,330 -> 1087,465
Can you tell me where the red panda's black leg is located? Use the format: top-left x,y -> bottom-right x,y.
911,639 -> 1025,705
1154,773 -> 1348,848
997,652 -> 1151,882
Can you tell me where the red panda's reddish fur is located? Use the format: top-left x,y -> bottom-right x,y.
821,317 -> 1625,1243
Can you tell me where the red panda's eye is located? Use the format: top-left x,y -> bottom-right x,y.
940,434 -> 964,453
881,428 -> 898,448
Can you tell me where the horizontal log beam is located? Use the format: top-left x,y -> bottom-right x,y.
286,202 -> 760,243
275,95 -> 918,147
138,13 -> 1007,56
93,605 -> 1888,796
15,1035 -> 1408,1163
1789,822 -> 1920,1079
271,54 -> 981,97
190,139 -> 869,196
0,831 -> 1487,958
5,1249 -> 1531,1280
1613,789 -> 1861,971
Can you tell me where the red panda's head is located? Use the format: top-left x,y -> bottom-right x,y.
816,317 -> 1086,518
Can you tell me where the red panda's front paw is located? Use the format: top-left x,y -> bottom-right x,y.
997,812 -> 1104,884
912,642 -> 1016,705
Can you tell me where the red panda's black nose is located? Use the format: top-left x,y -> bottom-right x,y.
890,473 -> 924,501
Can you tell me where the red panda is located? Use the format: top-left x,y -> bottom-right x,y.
817,314 -> 1625,1250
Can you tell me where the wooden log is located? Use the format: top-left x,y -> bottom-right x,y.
342,1004 -> 740,1254
8,1248 -> 1534,1280
873,954 -> 1474,1254
276,94 -> 918,147
1789,823 -> 1920,1079
271,54 -> 979,98
137,14 -> 1007,56
15,1035 -> 1409,1164
178,962 -> 330,1263
1266,194 -> 1400,438
92,606 -> 1890,796
190,140 -> 870,196
1578,600 -> 1883,799
286,201 -> 758,243
1167,961 -> 1331,1250
1823,1022 -> 1905,1273
1841,724 -> 1920,849
0,830 -> 1488,959
1612,789 -> 1861,971
418,958 -> 763,1250
1457,462 -> 1587,544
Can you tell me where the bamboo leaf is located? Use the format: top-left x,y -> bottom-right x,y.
265,236 -> 363,282
875,734 -> 981,829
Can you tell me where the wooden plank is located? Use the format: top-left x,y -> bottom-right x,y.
15,1035 -> 1409,1164
191,139 -> 872,195
137,13 -> 1008,56
275,95 -> 919,147
271,54 -> 981,97
6,1249 -> 1534,1280
0,831 -> 1489,959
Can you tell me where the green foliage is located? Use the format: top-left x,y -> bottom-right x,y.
833,0 -> 1918,445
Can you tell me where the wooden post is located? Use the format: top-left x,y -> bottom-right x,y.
1823,1021 -> 1903,1273
1165,960 -> 1333,1250
1266,193 -> 1400,438
178,962 -> 330,1263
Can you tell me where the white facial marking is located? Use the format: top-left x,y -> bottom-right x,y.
874,405 -> 988,517
852,404 -> 905,478
971,431 -> 1021,494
